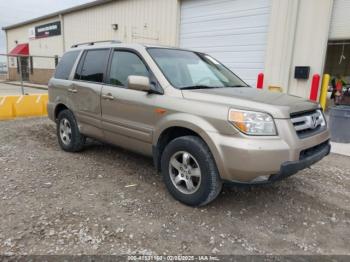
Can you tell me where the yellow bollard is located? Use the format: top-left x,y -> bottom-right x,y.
320,74 -> 330,111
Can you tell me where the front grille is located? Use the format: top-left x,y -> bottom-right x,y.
291,110 -> 326,138
299,140 -> 329,160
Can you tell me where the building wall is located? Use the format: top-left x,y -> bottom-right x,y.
30,69 -> 56,84
6,16 -> 64,83
177,0 -> 335,100
263,0 -> 334,99
7,67 -> 54,84
8,68 -> 20,82
6,16 -> 64,64
63,0 -> 179,50
287,0 -> 334,98
5,0 -> 180,84
4,0 -> 340,97
262,0 -> 299,93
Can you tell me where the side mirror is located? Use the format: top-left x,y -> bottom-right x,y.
127,75 -> 151,92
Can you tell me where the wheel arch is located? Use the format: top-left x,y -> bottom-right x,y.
54,103 -> 70,121
153,116 -> 223,174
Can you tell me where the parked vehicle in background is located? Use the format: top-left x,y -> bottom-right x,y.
48,41 -> 331,206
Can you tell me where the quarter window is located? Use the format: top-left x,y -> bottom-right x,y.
75,49 -> 110,83
109,51 -> 149,87
54,51 -> 80,80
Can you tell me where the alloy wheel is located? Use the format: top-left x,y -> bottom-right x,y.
59,118 -> 72,146
169,151 -> 202,194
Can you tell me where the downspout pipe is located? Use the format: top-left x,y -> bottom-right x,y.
59,14 -> 65,53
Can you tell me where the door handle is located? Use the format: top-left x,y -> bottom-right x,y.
68,88 -> 78,93
102,93 -> 115,100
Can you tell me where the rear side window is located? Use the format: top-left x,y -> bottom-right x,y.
54,51 -> 80,80
75,49 -> 110,83
109,51 -> 149,87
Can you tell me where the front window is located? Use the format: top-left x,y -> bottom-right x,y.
147,48 -> 248,89
109,51 -> 149,87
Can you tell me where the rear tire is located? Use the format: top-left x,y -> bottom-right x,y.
161,136 -> 222,206
56,109 -> 85,152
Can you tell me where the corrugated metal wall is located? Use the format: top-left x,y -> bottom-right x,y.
329,0 -> 350,40
63,0 -> 179,50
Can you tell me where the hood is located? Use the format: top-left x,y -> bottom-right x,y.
181,87 -> 319,119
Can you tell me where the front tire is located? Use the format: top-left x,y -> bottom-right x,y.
57,109 -> 85,152
161,136 -> 222,206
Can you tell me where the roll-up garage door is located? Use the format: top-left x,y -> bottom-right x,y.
180,0 -> 271,86
329,0 -> 350,40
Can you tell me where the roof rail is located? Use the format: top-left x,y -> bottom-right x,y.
71,40 -> 122,48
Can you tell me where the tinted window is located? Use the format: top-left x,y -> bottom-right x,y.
54,51 -> 80,80
75,49 -> 110,83
109,51 -> 149,87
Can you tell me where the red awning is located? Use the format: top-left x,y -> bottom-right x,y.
9,43 -> 29,56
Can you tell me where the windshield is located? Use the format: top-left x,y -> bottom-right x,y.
147,48 -> 248,90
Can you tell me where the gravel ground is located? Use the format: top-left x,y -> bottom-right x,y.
0,117 -> 349,256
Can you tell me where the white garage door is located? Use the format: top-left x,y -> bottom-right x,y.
329,0 -> 350,40
180,0 -> 271,86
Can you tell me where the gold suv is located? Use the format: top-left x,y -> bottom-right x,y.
48,41 -> 331,206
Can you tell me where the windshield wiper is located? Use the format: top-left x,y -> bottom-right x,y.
180,85 -> 222,90
226,85 -> 249,88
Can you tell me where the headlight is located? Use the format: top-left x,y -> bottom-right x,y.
228,109 -> 277,136
317,109 -> 327,127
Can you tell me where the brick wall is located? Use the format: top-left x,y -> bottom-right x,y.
8,68 -> 54,85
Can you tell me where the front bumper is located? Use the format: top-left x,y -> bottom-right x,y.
223,141 -> 331,185
205,119 -> 331,183
268,140 -> 331,182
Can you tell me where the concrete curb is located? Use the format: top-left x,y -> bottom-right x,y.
1,81 -> 48,91
331,142 -> 350,157
0,94 -> 48,120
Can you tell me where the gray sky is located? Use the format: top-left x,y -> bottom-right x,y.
0,0 -> 94,55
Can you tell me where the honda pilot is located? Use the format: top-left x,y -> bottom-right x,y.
48,41 -> 330,206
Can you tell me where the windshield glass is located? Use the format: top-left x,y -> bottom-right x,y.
147,48 -> 248,89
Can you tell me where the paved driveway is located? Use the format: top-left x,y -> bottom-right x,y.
0,82 -> 47,95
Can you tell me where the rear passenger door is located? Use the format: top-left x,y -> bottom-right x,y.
69,49 -> 110,139
101,49 -> 158,155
